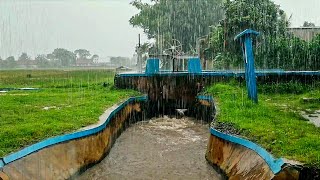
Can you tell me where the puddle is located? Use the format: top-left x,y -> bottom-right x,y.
301,110 -> 320,127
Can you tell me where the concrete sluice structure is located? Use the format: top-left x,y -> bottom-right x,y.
1,69 -> 319,179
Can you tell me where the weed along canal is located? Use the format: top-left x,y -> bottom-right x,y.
77,117 -> 222,180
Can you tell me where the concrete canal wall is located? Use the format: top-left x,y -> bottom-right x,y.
206,128 -> 287,179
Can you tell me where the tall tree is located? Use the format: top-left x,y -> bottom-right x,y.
223,0 -> 288,38
4,56 -> 17,68
6,56 -> 15,61
52,48 -> 76,67
18,53 -> 30,61
74,49 -> 91,59
207,0 -> 289,69
303,21 -> 316,27
35,54 -> 50,68
46,53 -> 55,61
91,54 -> 99,63
130,0 -> 224,52
91,54 -> 99,59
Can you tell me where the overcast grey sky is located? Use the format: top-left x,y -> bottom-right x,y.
0,0 -> 319,59
0,0 -> 148,59
273,0 -> 320,27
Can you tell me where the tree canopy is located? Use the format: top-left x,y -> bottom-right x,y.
303,21 -> 316,27
130,0 -> 224,52
206,0 -> 291,69
74,49 -> 91,59
18,53 -> 30,61
52,48 -> 76,67
223,0 -> 288,38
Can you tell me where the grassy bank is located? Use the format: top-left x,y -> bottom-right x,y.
0,70 -> 139,157
207,82 -> 320,168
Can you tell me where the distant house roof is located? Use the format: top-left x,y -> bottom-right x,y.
288,27 -> 320,29
75,58 -> 94,66
288,27 -> 320,41
75,58 -> 93,64
17,60 -> 37,66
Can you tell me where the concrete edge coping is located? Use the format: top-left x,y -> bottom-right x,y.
0,158 -> 4,169
117,71 -> 320,78
0,96 -> 148,168
197,95 -> 214,102
210,128 -> 284,174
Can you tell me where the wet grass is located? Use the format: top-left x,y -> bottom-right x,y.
0,69 -> 139,157
207,82 -> 320,168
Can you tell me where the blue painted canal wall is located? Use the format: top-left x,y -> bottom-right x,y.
0,96 -> 147,180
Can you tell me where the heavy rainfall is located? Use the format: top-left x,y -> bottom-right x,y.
0,0 -> 319,180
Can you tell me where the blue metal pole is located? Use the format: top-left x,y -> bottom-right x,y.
235,29 -> 260,103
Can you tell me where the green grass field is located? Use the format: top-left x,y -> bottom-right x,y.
0,69 -> 139,157
207,82 -> 320,168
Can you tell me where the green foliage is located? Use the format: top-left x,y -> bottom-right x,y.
110,56 -> 131,66
255,34 -> 320,70
207,83 -> 320,168
258,81 -> 309,94
256,36 -> 307,70
130,0 -> 224,52
91,54 -> 99,60
223,0 -> 288,37
35,54 -> 50,68
205,0 -> 294,69
0,70 -> 140,157
74,49 -> 91,59
206,0 -> 320,70
303,21 -> 316,27
52,48 -> 76,67
308,34 -> 320,70
18,53 -> 31,61
0,56 -> 17,69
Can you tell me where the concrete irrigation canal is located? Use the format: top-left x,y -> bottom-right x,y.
1,49 -> 320,179
1,66 -> 319,179
0,93 -> 285,180
77,117 -> 222,180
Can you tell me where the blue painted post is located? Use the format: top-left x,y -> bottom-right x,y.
145,58 -> 160,74
188,57 -> 202,73
235,29 -> 260,103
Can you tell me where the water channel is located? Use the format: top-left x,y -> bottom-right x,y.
77,116 -> 222,180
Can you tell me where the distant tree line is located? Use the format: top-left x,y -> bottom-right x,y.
0,48 -> 99,69
110,56 -> 131,66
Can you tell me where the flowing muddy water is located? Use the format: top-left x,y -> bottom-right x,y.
77,116 -> 222,180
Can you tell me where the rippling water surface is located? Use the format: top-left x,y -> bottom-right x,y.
77,116 -> 222,180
